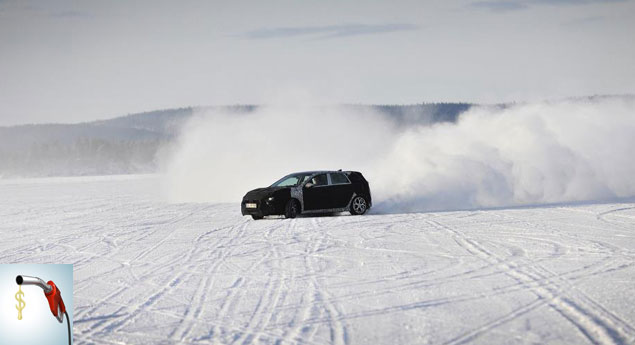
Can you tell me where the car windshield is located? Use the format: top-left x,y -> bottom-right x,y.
270,173 -> 312,187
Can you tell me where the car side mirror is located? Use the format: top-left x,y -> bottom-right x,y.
304,183 -> 314,189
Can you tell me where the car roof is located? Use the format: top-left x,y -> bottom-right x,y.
291,170 -> 349,175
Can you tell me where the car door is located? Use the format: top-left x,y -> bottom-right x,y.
302,174 -> 330,210
328,173 -> 354,208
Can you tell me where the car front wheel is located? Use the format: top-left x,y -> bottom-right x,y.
251,214 -> 263,220
350,196 -> 368,215
285,200 -> 299,219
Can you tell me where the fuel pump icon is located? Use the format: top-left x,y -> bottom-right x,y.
16,275 -> 72,344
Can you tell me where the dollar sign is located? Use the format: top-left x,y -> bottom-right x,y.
15,285 -> 25,320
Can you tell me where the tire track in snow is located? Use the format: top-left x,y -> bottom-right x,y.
442,298 -> 547,345
198,219 -> 282,344
268,216 -> 351,345
168,275 -> 213,342
533,262 -> 635,343
182,219 -> 256,344
230,219 -> 292,345
488,210 -> 635,285
310,218 -> 350,345
427,218 -> 632,345
278,220 -> 322,345
80,205 -> 223,338
597,206 -> 635,232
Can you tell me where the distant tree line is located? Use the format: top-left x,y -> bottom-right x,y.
0,138 -> 165,178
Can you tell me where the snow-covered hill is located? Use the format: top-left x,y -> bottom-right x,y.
1,175 -> 634,344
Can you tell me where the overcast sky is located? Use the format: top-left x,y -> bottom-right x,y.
0,0 -> 634,125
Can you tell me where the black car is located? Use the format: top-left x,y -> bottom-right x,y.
241,170 -> 372,220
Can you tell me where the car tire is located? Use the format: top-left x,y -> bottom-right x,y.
284,199 -> 299,219
251,214 -> 263,220
350,196 -> 368,215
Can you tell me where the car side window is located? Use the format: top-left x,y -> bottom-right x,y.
329,173 -> 350,185
310,174 -> 328,186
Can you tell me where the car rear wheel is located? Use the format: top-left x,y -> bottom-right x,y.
285,200 -> 299,219
350,196 -> 368,215
251,214 -> 263,220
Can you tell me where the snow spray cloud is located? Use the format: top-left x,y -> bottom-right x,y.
159,104 -> 396,203
161,97 -> 635,213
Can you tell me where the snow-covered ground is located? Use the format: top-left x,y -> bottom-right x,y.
1,175 -> 634,345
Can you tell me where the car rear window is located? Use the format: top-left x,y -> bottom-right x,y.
347,172 -> 364,183
330,173 -> 350,185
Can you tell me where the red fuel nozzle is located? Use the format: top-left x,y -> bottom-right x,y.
45,281 -> 66,321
